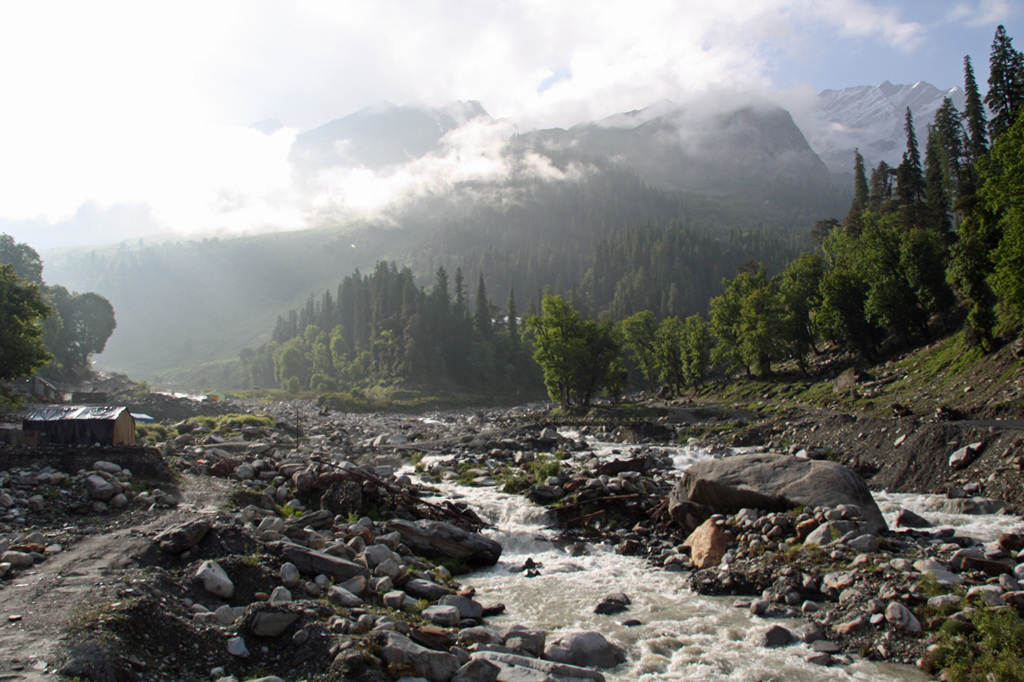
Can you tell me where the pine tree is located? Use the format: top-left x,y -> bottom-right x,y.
869,161 -> 894,209
474,273 -> 493,339
986,25 -> 1024,141
506,286 -> 520,351
962,55 -> 988,161
844,148 -> 870,234
852,148 -> 870,211
924,126 -> 952,234
932,98 -> 967,199
897,108 -> 925,207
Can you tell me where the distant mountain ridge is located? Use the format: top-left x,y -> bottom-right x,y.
289,100 -> 490,171
801,80 -> 965,174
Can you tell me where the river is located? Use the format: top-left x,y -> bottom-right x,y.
411,435 -> 1024,681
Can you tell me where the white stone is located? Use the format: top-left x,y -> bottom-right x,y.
196,560 -> 234,599
268,586 -> 292,603
227,636 -> 249,657
884,602 -> 922,632
280,562 -> 300,588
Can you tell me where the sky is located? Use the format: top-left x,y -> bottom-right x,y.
0,0 -> 1020,252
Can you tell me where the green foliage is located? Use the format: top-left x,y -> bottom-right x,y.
933,607 -> 1024,681
218,413 -> 273,428
185,416 -> 218,430
498,454 -> 562,494
0,234 -> 43,284
41,285 -> 116,380
0,264 -> 52,381
526,295 -> 623,409
981,107 -> 1024,330
275,503 -> 302,519
135,423 -> 177,444
710,264 -> 786,377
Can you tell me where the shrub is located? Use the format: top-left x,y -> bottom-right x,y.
933,607 -> 1024,681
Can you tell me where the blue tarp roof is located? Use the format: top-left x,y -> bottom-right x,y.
130,413 -> 155,423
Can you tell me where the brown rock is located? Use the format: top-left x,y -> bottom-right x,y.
208,458 -> 240,477
684,519 -> 732,570
999,533 -> 1024,553
796,519 -> 819,541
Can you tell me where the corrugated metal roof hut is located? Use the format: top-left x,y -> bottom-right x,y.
22,406 -> 136,446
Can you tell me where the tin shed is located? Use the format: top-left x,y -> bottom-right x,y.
22,406 -> 136,446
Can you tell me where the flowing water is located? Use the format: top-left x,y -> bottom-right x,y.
412,438 -> 1023,681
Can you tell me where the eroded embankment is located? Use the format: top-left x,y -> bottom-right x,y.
738,411 -> 1024,511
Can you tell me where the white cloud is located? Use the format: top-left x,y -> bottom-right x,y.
949,0 -> 1013,27
0,0 -> 949,248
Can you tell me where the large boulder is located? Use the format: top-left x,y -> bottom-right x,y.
385,519 -> 502,567
668,454 -> 887,534
378,631 -> 460,682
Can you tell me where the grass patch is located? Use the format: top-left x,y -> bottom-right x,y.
496,454 -> 562,494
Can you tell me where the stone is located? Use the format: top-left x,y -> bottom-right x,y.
327,585 -> 363,608
439,594 -> 484,620
472,651 -> 605,681
547,630 -> 626,669
423,605 -> 461,627
762,625 -> 793,648
452,658 -> 501,682
227,637 -> 249,657
684,519 -> 732,569
884,602 -> 922,632
457,626 -> 505,648
85,474 -> 117,502
594,593 -> 630,615
154,519 -> 212,554
403,578 -> 451,601
268,586 -> 292,603
1,551 -> 34,568
214,604 -> 237,626
93,460 -> 122,474
845,534 -> 878,553
927,594 -> 963,610
949,442 -> 984,469
196,560 -> 234,599
280,562 -> 301,588
363,543 -> 394,568
410,625 -> 456,651
269,541 -> 369,582
385,518 -> 502,566
379,632 -> 460,682
668,453 -> 887,535
504,625 -> 545,658
832,616 -> 866,636
894,508 -> 932,529
245,603 -> 301,637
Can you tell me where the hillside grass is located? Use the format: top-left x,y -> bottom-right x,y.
693,331 -> 1024,420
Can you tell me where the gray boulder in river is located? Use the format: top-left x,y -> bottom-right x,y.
668,453 -> 888,534
385,518 -> 502,566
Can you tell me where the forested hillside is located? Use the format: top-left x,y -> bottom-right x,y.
251,26 -> 1024,407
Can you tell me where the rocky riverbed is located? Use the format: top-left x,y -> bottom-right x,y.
0,396 -> 1022,681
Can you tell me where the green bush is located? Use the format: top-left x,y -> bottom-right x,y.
136,423 -> 177,444
497,454 -> 562,494
933,607 -> 1024,681
217,413 -> 273,428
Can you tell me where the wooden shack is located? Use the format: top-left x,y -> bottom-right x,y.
22,406 -> 136,446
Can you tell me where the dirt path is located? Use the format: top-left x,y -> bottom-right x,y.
0,474 -> 229,680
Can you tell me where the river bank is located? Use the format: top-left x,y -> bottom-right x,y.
1,396 -> 1022,680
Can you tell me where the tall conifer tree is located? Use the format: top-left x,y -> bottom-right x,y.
962,55 -> 989,160
986,25 -> 1024,140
